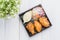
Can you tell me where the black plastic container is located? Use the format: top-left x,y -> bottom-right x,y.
19,4 -> 52,37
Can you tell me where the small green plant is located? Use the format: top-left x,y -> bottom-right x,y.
0,0 -> 20,18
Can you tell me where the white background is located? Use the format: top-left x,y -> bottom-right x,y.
0,0 -> 60,40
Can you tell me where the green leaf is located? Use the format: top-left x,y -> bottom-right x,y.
0,0 -> 20,18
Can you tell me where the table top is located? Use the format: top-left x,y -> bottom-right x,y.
0,0 -> 60,40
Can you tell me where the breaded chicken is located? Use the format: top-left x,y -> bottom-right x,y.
34,20 -> 42,32
39,17 -> 50,27
26,22 -> 35,34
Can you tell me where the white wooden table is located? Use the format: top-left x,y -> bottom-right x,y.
0,0 -> 60,40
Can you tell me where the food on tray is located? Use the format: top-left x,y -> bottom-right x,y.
32,7 -> 45,17
26,22 -> 35,34
39,17 -> 50,27
23,11 -> 32,23
34,20 -> 42,32
19,5 -> 52,37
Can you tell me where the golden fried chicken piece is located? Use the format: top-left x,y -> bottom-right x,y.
26,22 -> 35,34
34,20 -> 42,32
39,17 -> 50,27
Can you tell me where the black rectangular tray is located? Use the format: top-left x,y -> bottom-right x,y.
19,4 -> 52,37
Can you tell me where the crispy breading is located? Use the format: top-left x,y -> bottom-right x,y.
34,20 -> 42,32
26,22 -> 35,34
39,17 -> 50,27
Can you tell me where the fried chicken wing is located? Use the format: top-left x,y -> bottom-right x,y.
34,20 -> 42,32
39,17 -> 50,27
26,22 -> 35,34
